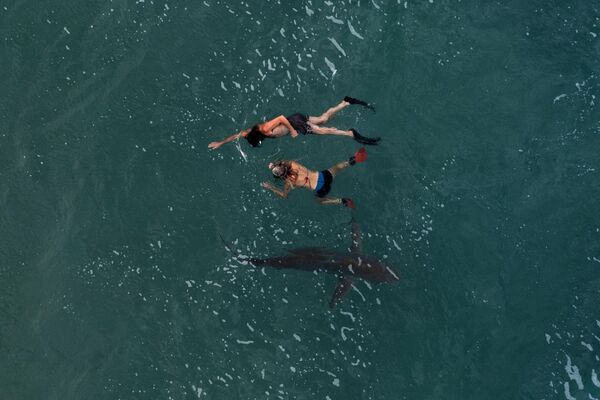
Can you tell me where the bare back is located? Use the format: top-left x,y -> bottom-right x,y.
288,161 -> 319,191
267,124 -> 290,137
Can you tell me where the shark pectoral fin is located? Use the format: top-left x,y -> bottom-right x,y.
329,276 -> 353,308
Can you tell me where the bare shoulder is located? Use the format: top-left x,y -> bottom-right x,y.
290,160 -> 304,170
292,161 -> 313,174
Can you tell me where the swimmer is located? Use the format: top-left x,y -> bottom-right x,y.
207,97 -> 379,150
261,147 -> 369,208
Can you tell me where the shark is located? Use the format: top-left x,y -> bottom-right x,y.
225,221 -> 400,307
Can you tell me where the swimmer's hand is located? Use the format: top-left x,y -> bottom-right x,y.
262,182 -> 289,198
208,141 -> 222,150
290,129 -> 299,138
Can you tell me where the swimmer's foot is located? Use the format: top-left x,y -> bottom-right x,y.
342,198 -> 355,209
349,147 -> 368,165
351,129 -> 380,145
344,96 -> 376,112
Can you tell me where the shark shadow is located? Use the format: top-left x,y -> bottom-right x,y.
231,221 -> 400,307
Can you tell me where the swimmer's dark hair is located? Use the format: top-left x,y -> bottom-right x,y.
246,125 -> 264,147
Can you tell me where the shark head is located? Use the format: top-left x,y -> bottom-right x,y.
348,254 -> 400,283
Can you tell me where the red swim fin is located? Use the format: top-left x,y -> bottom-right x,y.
354,147 -> 368,163
342,198 -> 355,209
329,276 -> 353,308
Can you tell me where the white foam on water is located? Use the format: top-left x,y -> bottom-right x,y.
326,15 -> 344,24
386,266 -> 400,280
236,339 -> 254,345
332,378 -> 340,387
235,140 -> 248,162
340,310 -> 356,322
565,355 -> 584,390
590,369 -> 600,388
324,57 -> 337,76
563,382 -> 576,400
554,93 -> 567,103
328,38 -> 346,56
191,385 -> 203,398
351,285 -> 366,301
347,21 -> 364,39
340,326 -> 354,341
581,341 -> 593,351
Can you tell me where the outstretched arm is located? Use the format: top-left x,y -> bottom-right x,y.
208,129 -> 249,150
261,116 -> 299,138
261,181 -> 292,199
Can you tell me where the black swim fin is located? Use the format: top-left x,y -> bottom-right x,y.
344,96 -> 376,112
351,129 -> 380,145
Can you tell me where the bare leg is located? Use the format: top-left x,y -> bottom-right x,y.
317,197 -> 354,208
308,100 -> 349,125
317,197 -> 342,205
308,123 -> 353,138
328,160 -> 351,177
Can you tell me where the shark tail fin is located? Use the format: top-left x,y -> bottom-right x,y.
329,276 -> 353,308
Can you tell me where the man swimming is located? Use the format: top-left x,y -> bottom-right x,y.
261,147 -> 368,208
207,97 -> 380,150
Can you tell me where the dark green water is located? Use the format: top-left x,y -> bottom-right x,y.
2,1 -> 600,399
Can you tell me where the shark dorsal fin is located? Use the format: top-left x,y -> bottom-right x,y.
350,220 -> 362,253
329,276 -> 353,308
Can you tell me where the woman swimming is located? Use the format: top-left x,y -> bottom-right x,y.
261,147 -> 369,208
207,97 -> 380,150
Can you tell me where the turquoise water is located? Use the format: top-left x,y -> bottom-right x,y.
1,1 -> 600,399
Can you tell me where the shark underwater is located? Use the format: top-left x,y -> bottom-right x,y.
224,221 -> 400,307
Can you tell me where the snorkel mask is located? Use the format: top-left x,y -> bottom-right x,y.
269,161 -> 287,178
